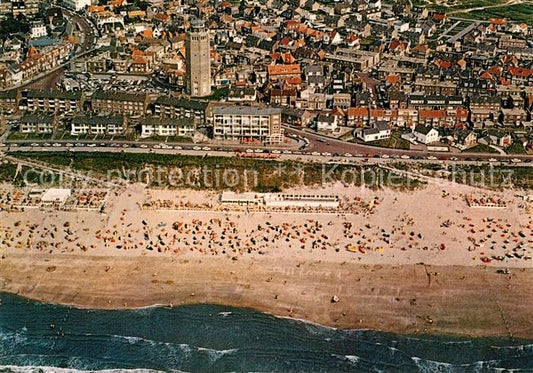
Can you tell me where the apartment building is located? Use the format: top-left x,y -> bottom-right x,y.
212,106 -> 283,144
0,90 -> 20,114
26,90 -> 84,114
19,113 -> 57,134
70,115 -> 126,136
140,117 -> 196,138
91,90 -> 148,116
153,96 -> 208,124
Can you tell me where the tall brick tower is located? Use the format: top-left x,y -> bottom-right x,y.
185,19 -> 211,97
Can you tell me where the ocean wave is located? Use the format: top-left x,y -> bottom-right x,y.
106,334 -> 238,357
196,347 -> 238,363
491,343 -> 533,353
69,332 -> 238,363
411,356 -> 455,372
335,354 -> 361,366
411,356 -> 513,372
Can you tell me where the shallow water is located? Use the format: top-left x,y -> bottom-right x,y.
0,293 -> 531,372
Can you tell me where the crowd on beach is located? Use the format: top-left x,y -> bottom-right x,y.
0,185 -> 532,266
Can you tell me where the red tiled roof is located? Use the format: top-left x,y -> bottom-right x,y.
509,66 -> 533,78
386,75 -> 401,84
419,110 -> 446,118
279,37 -> 291,46
489,18 -> 507,25
347,107 -> 369,117
487,66 -> 502,75
268,64 -> 301,76
285,76 -> 302,85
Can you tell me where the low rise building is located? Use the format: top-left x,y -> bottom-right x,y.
413,125 -> 440,144
228,86 -> 257,102
19,113 -> 57,134
140,117 -> 196,138
358,122 -> 391,142
487,130 -> 512,147
316,113 -> 338,132
70,115 -> 126,136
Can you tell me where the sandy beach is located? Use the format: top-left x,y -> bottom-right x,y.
0,181 -> 532,338
1,254 -> 532,339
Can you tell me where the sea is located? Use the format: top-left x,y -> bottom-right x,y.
0,293 -> 532,373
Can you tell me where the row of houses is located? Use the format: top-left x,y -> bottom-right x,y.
17,105 -> 284,144
356,121 -> 517,149
18,113 -> 196,138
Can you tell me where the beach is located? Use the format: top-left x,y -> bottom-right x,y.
1,254 -> 533,339
0,181 -> 532,338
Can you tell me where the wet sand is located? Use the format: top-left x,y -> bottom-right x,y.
1,253 -> 532,339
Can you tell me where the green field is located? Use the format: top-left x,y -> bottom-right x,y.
454,4 -> 533,23
7,152 -> 424,191
463,144 -> 499,154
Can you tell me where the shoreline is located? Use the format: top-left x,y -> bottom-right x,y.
1,253 -> 532,340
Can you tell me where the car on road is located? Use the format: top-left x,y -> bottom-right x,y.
65,143 -> 74,147
449,157 -> 458,161
311,151 -> 321,156
43,143 -> 51,147
511,158 -> 522,163
381,154 -> 389,159
202,147 -> 211,151
88,143 -> 97,147
488,158 -> 497,162
271,149 -> 281,154
153,144 -> 161,149
322,152 -> 332,156
31,143 -> 39,147
122,144 -> 129,148
343,153 -> 353,157
193,146 -> 202,151
427,156 -> 437,160
52,143 -> 62,147
139,144 -> 148,148
400,155 -> 410,159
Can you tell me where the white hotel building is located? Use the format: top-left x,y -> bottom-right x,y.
212,106 -> 283,144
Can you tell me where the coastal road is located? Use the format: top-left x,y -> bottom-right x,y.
2,144 -> 532,168
284,126 -> 533,162
3,127 -> 532,164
